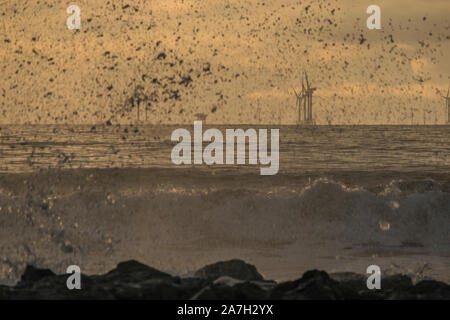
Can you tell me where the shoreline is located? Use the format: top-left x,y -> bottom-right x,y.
1,167 -> 449,286
1,259 -> 449,300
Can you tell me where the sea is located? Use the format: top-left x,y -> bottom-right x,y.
0,124 -> 449,285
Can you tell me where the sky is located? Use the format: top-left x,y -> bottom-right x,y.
1,0 -> 449,125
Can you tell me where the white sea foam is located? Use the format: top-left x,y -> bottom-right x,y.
0,175 -> 448,284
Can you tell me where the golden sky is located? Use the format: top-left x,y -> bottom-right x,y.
1,0 -> 449,124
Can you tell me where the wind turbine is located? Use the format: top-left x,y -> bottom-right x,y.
294,72 -> 317,125
441,84 -> 450,124
304,72 -> 317,123
293,88 -> 302,124
302,78 -> 307,122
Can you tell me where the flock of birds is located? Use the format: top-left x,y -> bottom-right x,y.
0,0 -> 449,124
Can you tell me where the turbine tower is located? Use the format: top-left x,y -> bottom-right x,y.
441,84 -> 450,124
293,88 -> 302,123
304,72 -> 317,123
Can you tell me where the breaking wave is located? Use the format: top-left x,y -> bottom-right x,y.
0,175 -> 449,284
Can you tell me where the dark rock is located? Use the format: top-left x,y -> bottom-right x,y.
380,274 -> 413,293
18,265 -> 56,287
331,272 -> 374,298
91,273 -> 206,300
194,259 -> 264,282
97,278 -> 179,300
0,286 -> 13,299
2,260 -> 450,300
388,280 -> 450,300
192,277 -> 272,300
330,272 -> 366,282
332,273 -> 414,300
270,270 -> 360,300
99,260 -> 173,284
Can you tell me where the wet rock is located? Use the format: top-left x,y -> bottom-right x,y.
88,260 -> 207,299
332,273 -> 414,300
18,266 -> 56,287
194,259 -> 264,282
1,261 -> 450,300
378,274 -> 414,296
98,260 -> 173,284
388,280 -> 450,300
330,272 -> 376,298
330,272 -> 366,282
270,270 -> 360,300
191,276 -> 273,300
98,277 -> 202,300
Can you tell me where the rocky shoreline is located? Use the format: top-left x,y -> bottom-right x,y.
1,259 -> 450,300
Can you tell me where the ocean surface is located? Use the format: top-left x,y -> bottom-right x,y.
0,124 -> 449,285
1,124 -> 449,174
